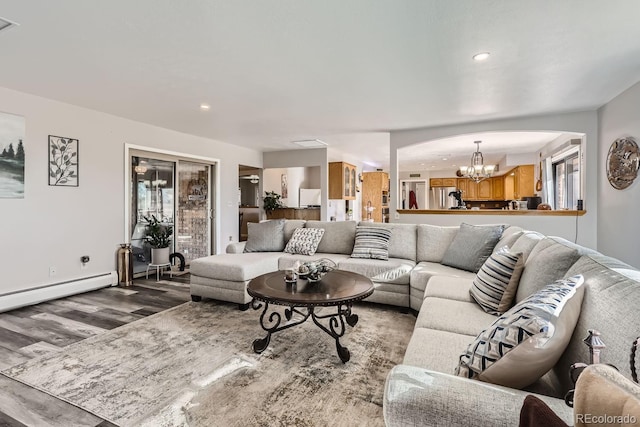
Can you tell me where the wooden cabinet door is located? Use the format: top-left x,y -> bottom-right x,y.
478,180 -> 492,199
350,167 -> 357,197
457,178 -> 469,201
466,180 -> 478,200
517,165 -> 535,198
442,178 -> 457,187
430,178 -> 443,187
329,162 -> 356,200
492,176 -> 504,200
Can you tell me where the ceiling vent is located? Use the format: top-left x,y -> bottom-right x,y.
291,139 -> 328,148
0,16 -> 19,34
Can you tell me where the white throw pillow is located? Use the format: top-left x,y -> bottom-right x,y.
283,227 -> 325,256
456,275 -> 585,389
470,246 -> 524,314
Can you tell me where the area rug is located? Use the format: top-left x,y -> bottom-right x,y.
1,301 -> 415,426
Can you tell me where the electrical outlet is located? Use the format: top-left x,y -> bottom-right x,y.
229,235 -> 233,242
394,212 -> 400,220
49,266 -> 57,277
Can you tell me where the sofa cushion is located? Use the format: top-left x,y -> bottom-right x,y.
243,219 -> 285,253
277,253 -> 351,270
351,226 -> 392,260
423,275 -> 475,303
555,253 -> 640,394
403,328 -> 476,373
338,257 -> 415,285
190,252 -> 281,281
284,220 -> 306,243
283,227 -> 325,256
361,222 -> 417,261
470,246 -> 524,315
515,237 -> 583,303
455,275 -> 585,389
410,262 -> 477,293
441,223 -> 506,273
417,224 -> 459,263
305,220 -> 356,255
494,226 -> 524,251
416,297 -> 497,336
510,231 -> 545,263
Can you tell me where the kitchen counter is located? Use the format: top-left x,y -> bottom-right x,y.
398,209 -> 586,216
267,207 -> 321,220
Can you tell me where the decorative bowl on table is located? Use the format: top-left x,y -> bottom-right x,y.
300,258 -> 336,282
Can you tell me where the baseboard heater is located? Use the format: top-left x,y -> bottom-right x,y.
0,271 -> 118,313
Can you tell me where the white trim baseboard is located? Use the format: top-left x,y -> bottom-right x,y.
0,271 -> 118,313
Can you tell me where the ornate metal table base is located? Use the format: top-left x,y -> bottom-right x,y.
251,299 -> 359,363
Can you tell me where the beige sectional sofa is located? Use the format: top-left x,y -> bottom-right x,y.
189,219 -> 640,425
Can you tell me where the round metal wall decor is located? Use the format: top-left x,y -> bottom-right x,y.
606,137 -> 640,190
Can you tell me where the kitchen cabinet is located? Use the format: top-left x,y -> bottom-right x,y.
492,176 -> 504,200
478,179 -> 492,199
267,208 -> 321,221
329,162 -> 356,200
362,171 -> 389,222
430,178 -> 457,187
504,165 -> 535,199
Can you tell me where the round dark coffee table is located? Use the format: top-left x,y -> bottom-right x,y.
247,269 -> 374,363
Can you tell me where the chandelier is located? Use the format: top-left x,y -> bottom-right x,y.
459,141 -> 495,183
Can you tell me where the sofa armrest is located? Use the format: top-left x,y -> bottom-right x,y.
226,242 -> 246,253
384,365 -> 573,427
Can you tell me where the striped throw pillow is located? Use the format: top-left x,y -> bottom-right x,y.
351,226 -> 392,260
469,246 -> 524,314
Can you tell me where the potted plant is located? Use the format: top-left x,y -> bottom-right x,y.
144,214 -> 173,265
263,191 -> 283,217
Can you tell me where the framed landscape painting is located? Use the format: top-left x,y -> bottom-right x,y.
0,112 -> 25,199
48,135 -> 79,186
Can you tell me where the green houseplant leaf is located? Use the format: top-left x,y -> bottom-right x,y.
143,214 -> 173,248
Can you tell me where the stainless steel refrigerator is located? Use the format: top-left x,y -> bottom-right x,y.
429,186 -> 457,210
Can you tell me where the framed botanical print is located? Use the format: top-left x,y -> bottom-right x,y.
48,135 -> 78,186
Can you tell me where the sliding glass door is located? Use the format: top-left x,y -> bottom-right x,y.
130,153 -> 216,275
131,156 -> 175,274
176,161 -> 212,264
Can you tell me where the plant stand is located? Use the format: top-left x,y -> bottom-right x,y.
146,262 -> 172,282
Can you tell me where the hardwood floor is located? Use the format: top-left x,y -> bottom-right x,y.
0,274 -> 191,427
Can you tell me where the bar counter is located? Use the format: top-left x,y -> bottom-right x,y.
397,209 -> 586,216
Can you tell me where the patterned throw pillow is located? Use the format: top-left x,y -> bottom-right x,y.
470,246 -> 524,314
351,226 -> 392,260
283,227 -> 325,256
455,275 -> 585,389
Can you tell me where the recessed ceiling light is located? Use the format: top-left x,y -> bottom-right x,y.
442,157 -> 448,161
472,52 -> 490,61
291,139 -> 328,148
200,104 -> 210,111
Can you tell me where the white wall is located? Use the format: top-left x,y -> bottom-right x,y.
598,80 -> 640,267
262,167 -> 306,207
0,87 -> 261,294
390,111 -> 599,250
263,149 -> 329,219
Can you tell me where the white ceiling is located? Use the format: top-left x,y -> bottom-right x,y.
398,131 -> 572,172
1,1 -> 639,169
